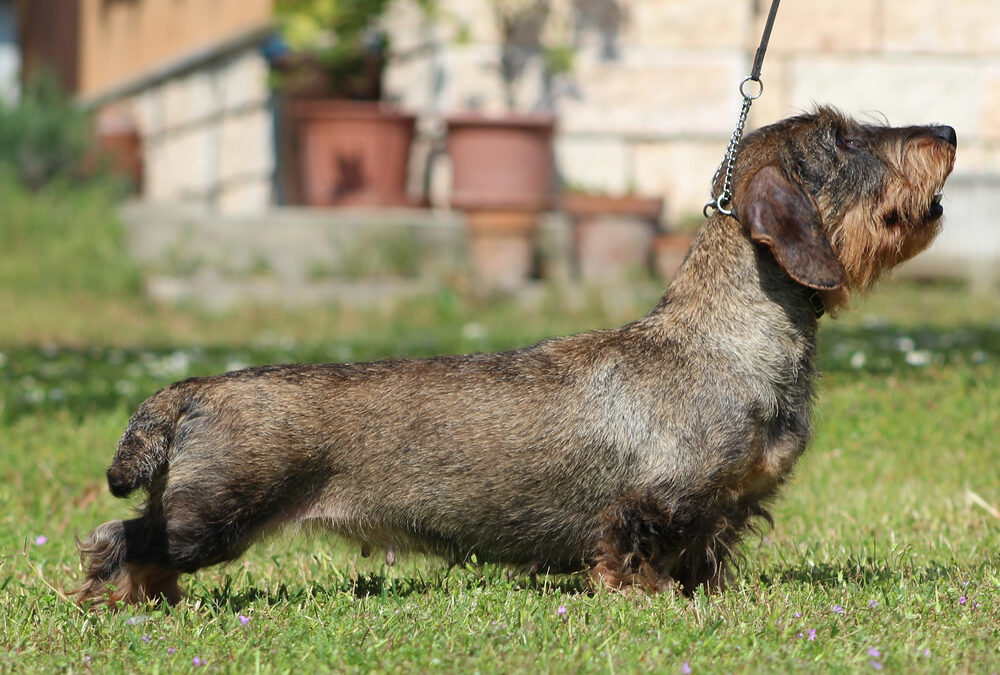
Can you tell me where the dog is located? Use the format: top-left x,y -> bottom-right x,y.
76,107 -> 956,606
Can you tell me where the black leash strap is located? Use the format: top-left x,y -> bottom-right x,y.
751,0 -> 781,81
705,0 -> 781,217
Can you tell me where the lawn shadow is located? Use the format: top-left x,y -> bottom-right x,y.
198,572 -> 435,612
511,572 -> 592,595
197,566 -> 591,612
761,559 -> 953,588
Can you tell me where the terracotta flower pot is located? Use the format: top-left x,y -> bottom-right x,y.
562,192 -> 664,281
447,113 -> 555,291
464,209 -> 538,291
446,112 -> 555,289
89,106 -> 143,191
289,100 -> 416,207
446,112 -> 556,211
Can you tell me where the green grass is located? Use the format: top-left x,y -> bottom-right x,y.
1,180 -> 999,672
0,174 -> 140,300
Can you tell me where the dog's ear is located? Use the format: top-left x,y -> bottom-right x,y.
738,165 -> 846,290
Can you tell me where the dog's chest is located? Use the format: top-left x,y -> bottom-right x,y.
729,415 -> 811,502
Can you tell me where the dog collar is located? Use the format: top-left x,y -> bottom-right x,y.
808,292 -> 826,319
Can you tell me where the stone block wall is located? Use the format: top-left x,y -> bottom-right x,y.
752,0 -> 1000,173
382,0 -> 1000,224
127,47 -> 274,215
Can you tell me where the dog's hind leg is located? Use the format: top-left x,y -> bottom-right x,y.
76,517 -> 182,607
77,481 -> 281,608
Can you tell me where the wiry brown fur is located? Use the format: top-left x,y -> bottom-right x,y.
825,133 -> 953,296
76,108 -> 956,606
76,520 -> 182,607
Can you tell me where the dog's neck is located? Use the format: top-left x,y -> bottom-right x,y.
629,215 -> 823,427
641,214 -> 820,375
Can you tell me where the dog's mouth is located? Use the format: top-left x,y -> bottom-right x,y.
925,193 -> 944,221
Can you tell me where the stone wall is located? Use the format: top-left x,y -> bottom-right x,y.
125,46 -> 275,215
381,0 -> 1000,224
754,1 -> 1000,171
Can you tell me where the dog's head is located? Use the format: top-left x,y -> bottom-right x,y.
729,107 -> 956,308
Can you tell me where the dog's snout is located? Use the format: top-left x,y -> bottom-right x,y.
931,125 -> 957,147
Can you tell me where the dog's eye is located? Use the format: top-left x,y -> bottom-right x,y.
836,133 -> 866,152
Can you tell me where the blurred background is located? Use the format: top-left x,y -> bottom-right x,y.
0,7 -> 1000,673
3,0 -> 998,302
3,7 -> 999,671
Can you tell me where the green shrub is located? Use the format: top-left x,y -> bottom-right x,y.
0,72 -> 92,189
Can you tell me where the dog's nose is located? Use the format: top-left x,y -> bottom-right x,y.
931,125 -> 957,146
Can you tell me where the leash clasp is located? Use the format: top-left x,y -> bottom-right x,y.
704,0 -> 780,217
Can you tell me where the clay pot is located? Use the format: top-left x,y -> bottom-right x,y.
464,209 -> 538,292
446,113 -> 555,289
93,106 -> 143,191
446,112 -> 556,211
562,192 -> 664,281
288,100 -> 416,207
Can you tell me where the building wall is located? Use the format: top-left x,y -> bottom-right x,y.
382,0 -> 1000,223
17,0 -> 81,93
77,0 -> 272,98
0,0 -> 17,101
17,0 -> 272,100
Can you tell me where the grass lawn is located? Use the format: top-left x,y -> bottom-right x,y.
1,179 -> 999,672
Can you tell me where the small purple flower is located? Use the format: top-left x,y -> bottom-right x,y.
681,661 -> 692,674
833,604 -> 844,614
962,579 -> 969,587
238,614 -> 251,626
83,655 -> 91,663
806,628 -> 817,641
869,599 -> 878,609
868,647 -> 881,658
959,596 -> 967,605
34,535 -> 47,546
167,647 -> 176,655
193,657 -> 205,667
870,660 -> 883,670
557,605 -> 567,616
922,648 -> 932,658
141,635 -> 151,643
793,612 -> 802,618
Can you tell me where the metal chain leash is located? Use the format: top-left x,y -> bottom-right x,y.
704,78 -> 762,217
704,0 -> 781,218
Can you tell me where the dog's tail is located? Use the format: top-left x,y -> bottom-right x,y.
106,380 -> 195,498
